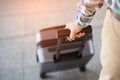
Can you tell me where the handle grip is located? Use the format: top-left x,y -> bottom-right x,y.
57,25 -> 92,39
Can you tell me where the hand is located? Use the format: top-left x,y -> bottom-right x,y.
65,22 -> 85,41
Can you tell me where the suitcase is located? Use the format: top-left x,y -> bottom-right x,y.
36,25 -> 94,78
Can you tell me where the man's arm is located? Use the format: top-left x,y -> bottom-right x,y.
65,0 -> 104,41
75,0 -> 104,28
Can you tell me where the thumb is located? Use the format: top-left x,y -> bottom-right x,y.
65,25 -> 69,29
70,31 -> 76,40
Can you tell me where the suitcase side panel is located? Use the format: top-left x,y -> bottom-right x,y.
37,39 -> 94,63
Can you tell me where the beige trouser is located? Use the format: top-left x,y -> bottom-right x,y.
99,10 -> 120,80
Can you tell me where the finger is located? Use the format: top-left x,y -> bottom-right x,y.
65,24 -> 69,29
78,33 -> 83,38
66,36 -> 72,41
75,34 -> 79,38
70,31 -> 75,40
78,32 -> 85,38
65,26 -> 68,29
81,32 -> 85,37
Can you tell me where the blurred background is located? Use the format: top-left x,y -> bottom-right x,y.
0,0 -> 106,80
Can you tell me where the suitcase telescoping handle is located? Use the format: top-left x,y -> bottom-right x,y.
54,25 -> 92,62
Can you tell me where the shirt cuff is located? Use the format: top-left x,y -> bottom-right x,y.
74,19 -> 87,28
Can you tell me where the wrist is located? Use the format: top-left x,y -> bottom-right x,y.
74,19 -> 87,28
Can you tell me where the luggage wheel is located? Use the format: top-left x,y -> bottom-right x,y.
40,72 -> 46,79
79,66 -> 86,72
